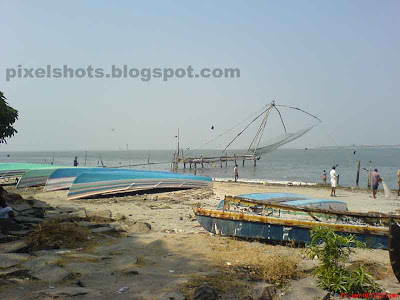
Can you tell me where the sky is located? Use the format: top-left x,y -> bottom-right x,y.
0,0 -> 399,151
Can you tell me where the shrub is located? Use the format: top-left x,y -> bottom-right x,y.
306,226 -> 381,295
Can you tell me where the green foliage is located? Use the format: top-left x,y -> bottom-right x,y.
0,91 -> 18,143
307,227 -> 381,295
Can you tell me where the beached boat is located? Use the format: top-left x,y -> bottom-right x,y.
44,167 -> 167,192
195,194 -> 400,281
195,194 -> 400,250
0,163 -> 61,178
67,170 -> 213,200
16,166 -> 75,188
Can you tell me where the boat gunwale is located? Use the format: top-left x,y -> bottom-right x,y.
226,195 -> 400,220
194,207 -> 389,236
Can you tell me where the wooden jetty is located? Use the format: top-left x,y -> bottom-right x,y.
172,152 -> 260,172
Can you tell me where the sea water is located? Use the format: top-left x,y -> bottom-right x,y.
1,147 -> 399,189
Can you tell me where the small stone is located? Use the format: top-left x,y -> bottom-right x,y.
30,264 -> 71,282
68,209 -> 87,218
76,280 -> 85,287
14,216 -> 43,224
130,221 -> 151,233
0,240 -> 28,254
91,226 -> 114,233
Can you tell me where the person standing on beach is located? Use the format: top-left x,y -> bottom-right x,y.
372,169 -> 382,199
234,165 -> 239,182
397,169 -> 400,196
73,156 -> 79,167
330,166 -> 338,196
322,170 -> 327,184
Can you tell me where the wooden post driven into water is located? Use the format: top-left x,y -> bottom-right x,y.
355,160 -> 360,187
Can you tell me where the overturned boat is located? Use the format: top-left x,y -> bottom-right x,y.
67,170 -> 213,200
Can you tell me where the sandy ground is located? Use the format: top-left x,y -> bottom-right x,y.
1,182 -> 400,299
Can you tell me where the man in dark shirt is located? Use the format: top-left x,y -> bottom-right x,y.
73,156 -> 79,167
372,169 -> 382,199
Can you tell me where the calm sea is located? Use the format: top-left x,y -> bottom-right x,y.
1,148 -> 399,189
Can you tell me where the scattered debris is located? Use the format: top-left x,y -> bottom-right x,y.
118,286 -> 129,294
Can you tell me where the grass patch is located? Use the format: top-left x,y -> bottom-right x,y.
209,238 -> 301,284
25,219 -> 92,251
348,261 -> 392,281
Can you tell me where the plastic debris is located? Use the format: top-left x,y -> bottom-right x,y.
118,287 -> 129,294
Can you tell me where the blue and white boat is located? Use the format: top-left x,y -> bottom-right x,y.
67,170 -> 213,200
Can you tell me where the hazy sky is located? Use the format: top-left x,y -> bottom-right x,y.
1,1 -> 399,151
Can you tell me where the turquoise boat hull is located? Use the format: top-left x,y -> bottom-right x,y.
45,167 -> 166,191
68,171 -> 213,200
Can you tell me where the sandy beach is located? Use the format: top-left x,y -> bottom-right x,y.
1,182 -> 400,299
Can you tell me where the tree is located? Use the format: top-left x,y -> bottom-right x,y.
0,91 -> 18,144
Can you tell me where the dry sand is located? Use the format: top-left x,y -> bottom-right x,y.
1,182 -> 400,299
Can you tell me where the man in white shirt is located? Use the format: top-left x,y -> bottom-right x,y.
330,166 -> 338,197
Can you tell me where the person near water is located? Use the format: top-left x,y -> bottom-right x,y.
73,156 -> 79,167
371,169 -> 382,199
330,166 -> 338,196
322,170 -> 327,184
234,165 -> 239,182
397,169 -> 400,196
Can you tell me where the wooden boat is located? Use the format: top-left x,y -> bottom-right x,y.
194,194 -> 400,251
67,170 -> 213,200
200,194 -> 400,281
196,200 -> 400,281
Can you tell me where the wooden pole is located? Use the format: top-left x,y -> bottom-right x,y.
220,158 -> 223,168
367,166 -> 371,189
355,160 -> 360,187
242,159 -> 245,166
194,163 -> 197,175
225,154 -> 228,168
